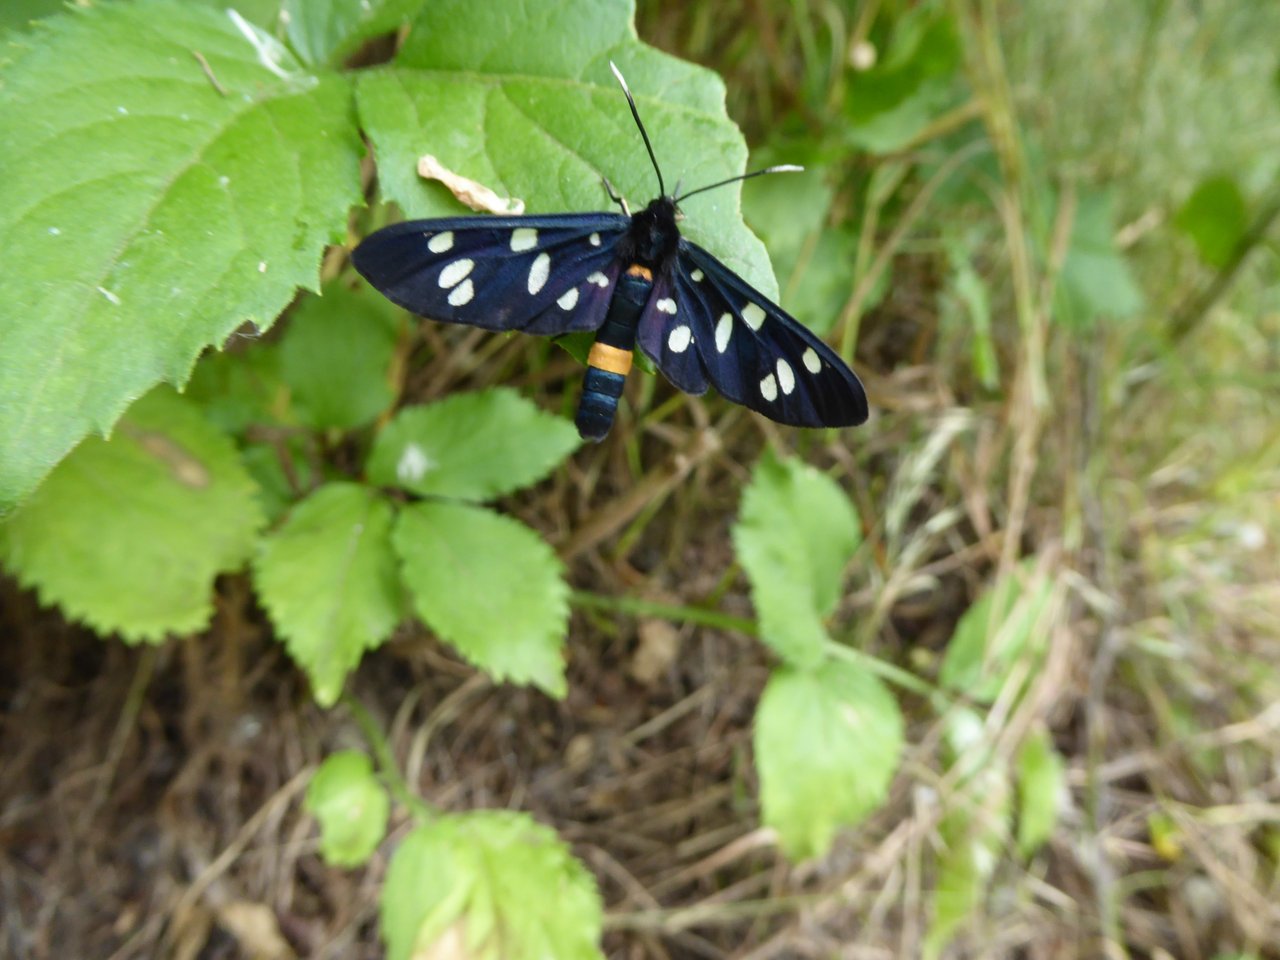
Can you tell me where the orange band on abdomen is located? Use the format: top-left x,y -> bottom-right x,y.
587,342 -> 634,376
626,264 -> 653,281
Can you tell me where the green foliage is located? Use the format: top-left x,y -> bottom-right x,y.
278,283 -> 402,431
1014,724 -> 1066,857
285,0 -> 426,67
0,388 -> 263,641
733,452 -> 862,666
844,3 -> 963,153
755,660 -> 904,860
305,750 -> 391,867
355,0 -> 779,298
924,709 -> 1011,959
381,811 -> 604,960
255,483 -> 403,707
367,390 -> 581,500
1175,174 -> 1248,268
938,562 -> 1055,704
394,502 -> 570,697
1054,190 -> 1145,328
0,0 -> 362,512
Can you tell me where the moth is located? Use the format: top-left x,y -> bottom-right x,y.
353,63 -> 868,441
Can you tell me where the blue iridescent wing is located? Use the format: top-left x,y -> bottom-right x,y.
351,213 -> 630,334
635,240 -> 868,427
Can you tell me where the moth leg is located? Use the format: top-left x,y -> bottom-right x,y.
601,175 -> 630,216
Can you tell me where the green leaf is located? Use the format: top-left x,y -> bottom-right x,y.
355,0 -> 779,298
1174,174 -> 1248,268
732,452 -> 861,666
0,0 -> 363,512
305,750 -> 390,867
938,562 -> 1055,705
255,482 -> 403,707
944,236 -> 999,390
0,388 -> 263,642
279,283 -> 402,431
1015,724 -> 1065,857
381,811 -> 603,960
285,0 -> 426,67
755,660 -> 904,860
0,0 -> 63,36
924,709 -> 1011,959
367,389 -> 580,501
394,502 -> 569,697
185,343 -> 289,436
1055,189 -> 1145,328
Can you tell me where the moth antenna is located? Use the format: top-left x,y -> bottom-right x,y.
609,61 -> 666,198
674,165 -> 804,204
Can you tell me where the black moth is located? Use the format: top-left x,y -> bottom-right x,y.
353,63 -> 868,441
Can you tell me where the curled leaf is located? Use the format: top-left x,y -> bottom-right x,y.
418,153 -> 525,214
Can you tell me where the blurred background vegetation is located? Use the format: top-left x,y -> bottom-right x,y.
2,0 -> 1279,957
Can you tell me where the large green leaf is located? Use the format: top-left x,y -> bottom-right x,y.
0,388 -> 263,642
255,482 -> 403,706
755,660 -> 904,860
355,0 -> 778,298
279,283 -> 402,431
381,811 -> 603,960
367,389 -> 580,501
393,502 -> 570,697
732,452 -> 862,666
0,0 -> 363,512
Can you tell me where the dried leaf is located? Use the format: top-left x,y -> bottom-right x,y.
417,153 -> 525,214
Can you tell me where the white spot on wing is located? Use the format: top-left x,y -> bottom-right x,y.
427,231 -> 453,253
668,325 -> 692,353
397,442 -> 434,483
760,373 -> 778,402
510,227 -> 538,251
527,252 -> 551,294
715,313 -> 733,353
447,278 -> 474,306
557,287 -> 579,310
803,347 -> 821,373
777,358 -> 795,395
656,297 -> 677,314
742,303 -> 766,330
691,269 -> 704,282
439,258 -> 474,288
587,271 -> 609,287
589,233 -> 601,246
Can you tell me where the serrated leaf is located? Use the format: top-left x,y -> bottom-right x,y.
1055,189 -> 1145,328
1174,174 -> 1248,268
367,389 -> 580,501
393,502 -> 569,697
733,452 -> 861,666
755,660 -> 904,860
279,283 -> 401,431
285,0 -> 426,67
938,562 -> 1055,705
0,0 -> 363,512
355,0 -> 779,298
0,388 -> 263,642
305,750 -> 390,867
1015,724 -> 1066,857
255,482 -> 403,706
382,811 -> 603,960
925,708 -> 1011,959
